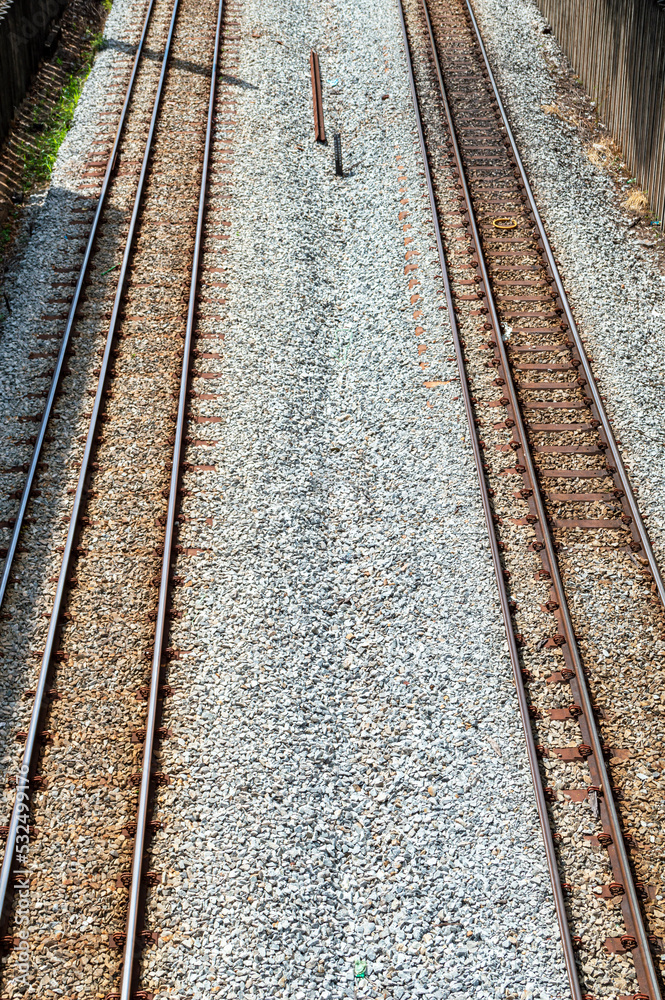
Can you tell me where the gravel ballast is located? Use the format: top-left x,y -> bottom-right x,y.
469,0 -> 665,570
0,0 -> 627,994
140,0 -> 571,996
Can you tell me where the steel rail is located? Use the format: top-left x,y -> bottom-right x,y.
0,0 -> 159,613
463,0 -> 665,611
394,0 -> 583,996
417,0 -> 662,996
117,0 -> 224,992
0,0 -> 182,932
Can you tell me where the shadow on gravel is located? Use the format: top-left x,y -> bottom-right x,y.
220,73 -> 258,90
103,36 -> 213,79
0,182 -> 131,783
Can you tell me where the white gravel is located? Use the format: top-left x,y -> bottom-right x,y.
469,0 -> 665,571
141,0 -> 571,996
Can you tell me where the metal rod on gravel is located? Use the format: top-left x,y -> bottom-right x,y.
310,50 -> 325,142
334,133 -> 343,176
0,0 -> 182,933
0,0 -> 159,613
118,0 -> 224,993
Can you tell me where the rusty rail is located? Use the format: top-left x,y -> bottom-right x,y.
0,0 -> 182,940
394,1 -> 584,995
460,1 -> 663,994
464,0 -> 665,612
0,0 -> 159,615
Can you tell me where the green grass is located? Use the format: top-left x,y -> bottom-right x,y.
21,31 -> 107,189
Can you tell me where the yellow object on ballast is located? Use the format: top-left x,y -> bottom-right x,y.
491,217 -> 518,229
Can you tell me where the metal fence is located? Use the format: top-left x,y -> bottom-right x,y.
534,0 -> 665,223
0,0 -> 65,146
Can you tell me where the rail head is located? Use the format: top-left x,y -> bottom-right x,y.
0,0 -> 164,934
399,0 -> 665,996
0,0 -> 187,966
0,0 -> 159,614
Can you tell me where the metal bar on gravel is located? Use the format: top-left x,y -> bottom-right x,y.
310,50 -> 325,142
117,0 -> 224,992
0,0 -> 182,932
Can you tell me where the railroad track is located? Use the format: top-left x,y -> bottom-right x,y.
2,0 -> 664,993
0,0 -> 225,992
397,0 -> 665,998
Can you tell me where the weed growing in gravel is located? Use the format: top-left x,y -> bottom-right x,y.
586,135 -> 622,170
21,31 -> 107,188
585,137 -> 653,218
623,187 -> 650,216
540,102 -> 578,128
334,328 -> 355,364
